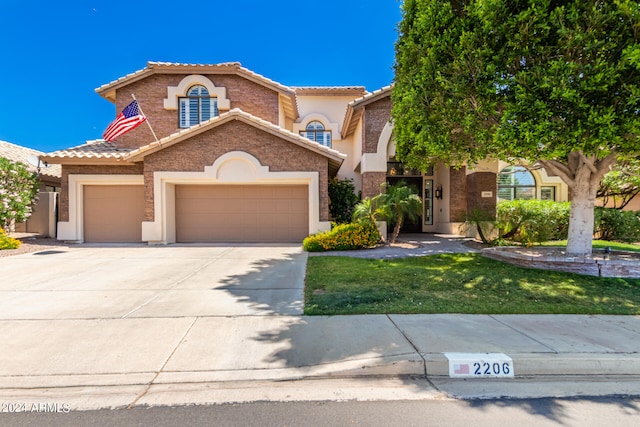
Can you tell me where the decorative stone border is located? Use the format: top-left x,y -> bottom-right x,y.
481,246 -> 640,278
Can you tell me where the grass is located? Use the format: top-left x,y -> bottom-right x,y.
304,253 -> 640,315
539,240 -> 640,252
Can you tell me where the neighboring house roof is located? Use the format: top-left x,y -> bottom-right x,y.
0,140 -> 61,182
124,108 -> 346,176
342,85 -> 393,139
95,61 -> 299,121
41,109 -> 347,176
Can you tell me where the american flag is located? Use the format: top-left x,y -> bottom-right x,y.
454,363 -> 470,375
102,100 -> 147,142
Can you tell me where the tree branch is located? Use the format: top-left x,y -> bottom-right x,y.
536,159 -> 575,187
580,153 -> 599,174
593,152 -> 619,183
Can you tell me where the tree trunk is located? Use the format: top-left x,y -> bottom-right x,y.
538,152 -> 617,258
566,178 -> 598,257
564,158 -> 609,257
392,217 -> 403,244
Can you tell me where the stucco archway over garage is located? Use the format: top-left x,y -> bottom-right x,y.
141,151 -> 326,244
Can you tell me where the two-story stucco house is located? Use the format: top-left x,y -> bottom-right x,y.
42,62 -> 568,244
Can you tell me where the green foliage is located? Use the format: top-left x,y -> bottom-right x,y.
393,0 -> 640,168
303,222 -> 381,252
594,208 -> 640,242
377,181 -> 423,244
462,207 -> 497,245
305,254 -> 640,315
0,228 -> 21,250
541,240 -> 640,253
0,157 -> 39,231
392,0 -> 640,256
497,200 -> 571,245
493,200 -> 639,244
352,195 -> 386,226
328,178 -> 360,224
597,157 -> 640,209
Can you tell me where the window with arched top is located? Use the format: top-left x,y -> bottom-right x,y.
300,120 -> 332,147
179,85 -> 218,128
497,166 -> 536,201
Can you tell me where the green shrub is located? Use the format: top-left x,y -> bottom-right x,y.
0,228 -> 21,250
303,222 -> 380,252
497,200 -> 571,245
328,178 -> 360,224
462,207 -> 497,244
594,208 -> 640,242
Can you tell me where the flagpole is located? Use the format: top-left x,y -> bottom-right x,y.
131,93 -> 161,146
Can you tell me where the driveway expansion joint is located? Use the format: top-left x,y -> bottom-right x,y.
488,314 -> 559,353
127,316 -> 199,408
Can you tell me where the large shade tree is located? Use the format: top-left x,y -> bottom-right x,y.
392,0 -> 640,256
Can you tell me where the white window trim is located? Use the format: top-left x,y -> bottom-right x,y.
293,113 -> 339,143
164,75 -> 230,111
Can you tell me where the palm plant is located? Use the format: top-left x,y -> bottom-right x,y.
379,182 -> 423,244
352,194 -> 386,227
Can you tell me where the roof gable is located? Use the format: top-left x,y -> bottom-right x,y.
95,62 -> 299,121
342,85 -> 393,139
125,109 -> 346,175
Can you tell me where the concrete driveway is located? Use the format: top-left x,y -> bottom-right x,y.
0,244 -> 306,319
0,244 -> 324,395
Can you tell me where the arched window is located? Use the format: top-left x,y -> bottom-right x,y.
498,166 -> 536,201
300,121 -> 332,147
179,85 -> 218,128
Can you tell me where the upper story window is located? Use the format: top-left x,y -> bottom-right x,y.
179,85 -> 218,128
300,121 -> 332,147
498,166 -> 536,201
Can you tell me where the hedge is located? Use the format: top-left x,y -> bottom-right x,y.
303,222 -> 380,252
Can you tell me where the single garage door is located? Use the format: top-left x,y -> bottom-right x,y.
83,185 -> 145,243
175,185 -> 309,243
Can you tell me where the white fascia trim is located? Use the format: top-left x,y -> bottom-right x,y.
57,174 -> 144,243
361,121 -> 394,173
164,75 -> 231,111
142,151 -> 323,244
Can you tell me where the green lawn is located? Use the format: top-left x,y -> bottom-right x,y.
304,253 -> 640,315
540,240 -> 640,252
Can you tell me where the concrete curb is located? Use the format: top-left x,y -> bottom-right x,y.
423,353 -> 640,378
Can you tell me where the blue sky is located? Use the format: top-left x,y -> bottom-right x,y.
0,0 -> 402,153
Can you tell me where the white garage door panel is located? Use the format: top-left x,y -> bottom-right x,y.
83,185 -> 144,243
175,185 -> 309,243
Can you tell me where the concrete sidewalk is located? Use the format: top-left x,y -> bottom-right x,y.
2,313 -> 640,408
1,236 -> 639,408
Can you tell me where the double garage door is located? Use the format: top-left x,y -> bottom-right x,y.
175,185 -> 308,243
83,184 -> 309,243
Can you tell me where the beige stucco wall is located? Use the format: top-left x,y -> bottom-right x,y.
294,94 -> 363,189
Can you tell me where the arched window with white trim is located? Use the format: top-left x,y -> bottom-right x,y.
179,85 -> 218,128
498,166 -> 536,201
300,120 -> 332,147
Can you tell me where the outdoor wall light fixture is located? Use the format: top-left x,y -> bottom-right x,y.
435,185 -> 443,199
